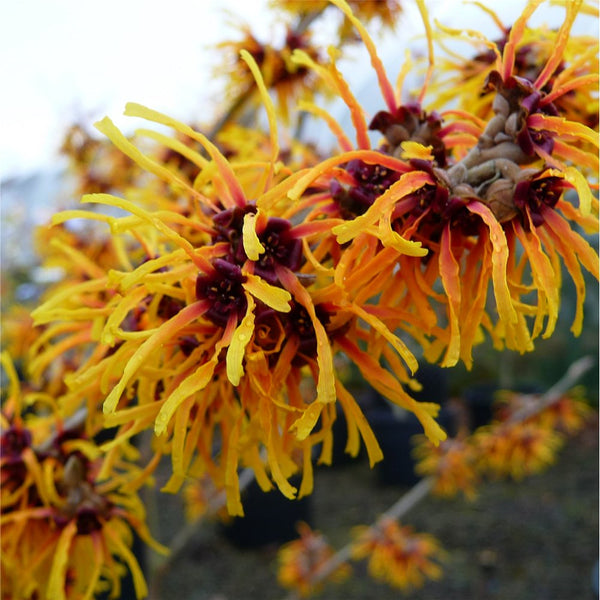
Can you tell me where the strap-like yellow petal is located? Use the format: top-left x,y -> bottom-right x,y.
243,273 -> 291,312
226,294 -> 256,385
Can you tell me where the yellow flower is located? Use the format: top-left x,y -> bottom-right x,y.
33,95 -> 409,515
535,388 -> 594,435
496,386 -> 594,435
1,305 -> 38,365
61,123 -> 141,196
182,471 -> 232,524
31,34 -> 458,516
277,522 -> 351,597
430,1 -> 599,131
273,0 -> 402,42
351,518 -> 445,591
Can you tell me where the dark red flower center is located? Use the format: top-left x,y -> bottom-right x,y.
514,175 -> 565,228
331,159 -> 401,219
255,218 -> 302,284
196,258 -> 247,326
212,205 -> 302,283
75,507 -> 105,535
1,426 -> 32,459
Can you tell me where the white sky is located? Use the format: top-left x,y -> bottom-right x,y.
0,0 -> 275,177
1,1 -> 594,179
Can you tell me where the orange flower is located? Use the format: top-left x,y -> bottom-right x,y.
277,522 -> 350,597
535,389 -> 593,435
290,0 -> 598,368
413,436 -> 480,500
182,471 -> 231,524
496,386 -> 594,435
33,91 -> 444,515
474,420 -> 564,480
30,36 -> 457,519
272,0 -> 402,43
61,123 -> 140,196
430,1 -> 599,130
351,518 -> 445,591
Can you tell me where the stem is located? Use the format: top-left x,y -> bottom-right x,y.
507,355 -> 595,424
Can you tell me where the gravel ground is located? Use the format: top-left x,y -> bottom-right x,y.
147,418 -> 599,600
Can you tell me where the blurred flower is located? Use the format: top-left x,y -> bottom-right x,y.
218,25 -> 324,122
1,305 -> 37,364
535,388 -> 594,435
274,0 -> 402,43
474,420 -> 564,480
351,518 -> 445,591
496,386 -> 594,435
182,472 -> 231,524
277,522 -> 351,597
413,436 -> 480,500
61,123 -> 141,196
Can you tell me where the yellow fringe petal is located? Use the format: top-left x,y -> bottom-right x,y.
243,273 -> 292,312
226,294 -> 256,386
47,520 -> 77,600
242,212 -> 265,261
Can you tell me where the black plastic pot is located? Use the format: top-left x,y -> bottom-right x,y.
410,363 -> 449,405
219,478 -> 312,549
463,381 -> 543,431
368,405 -> 455,486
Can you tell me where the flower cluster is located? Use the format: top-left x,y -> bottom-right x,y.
0,354 -> 167,599
30,47 -> 449,517
2,0 -> 597,596
291,0 -> 598,369
413,437 -> 480,500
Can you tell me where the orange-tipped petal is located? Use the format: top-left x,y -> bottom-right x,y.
124,102 -> 247,208
467,201 -> 517,326
154,317 -> 236,436
439,225 -> 462,367
329,0 -> 397,113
